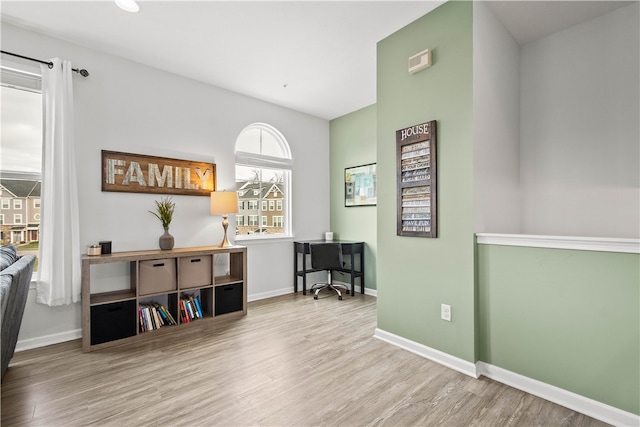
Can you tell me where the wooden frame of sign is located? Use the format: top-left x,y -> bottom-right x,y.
396,121 -> 437,238
101,150 -> 216,197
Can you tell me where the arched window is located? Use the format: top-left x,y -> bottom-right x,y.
235,123 -> 292,238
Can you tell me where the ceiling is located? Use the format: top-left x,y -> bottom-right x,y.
1,1 -> 635,120
486,1 -> 635,45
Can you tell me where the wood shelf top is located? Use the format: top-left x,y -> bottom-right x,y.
214,275 -> 243,285
82,245 -> 246,264
90,289 -> 136,305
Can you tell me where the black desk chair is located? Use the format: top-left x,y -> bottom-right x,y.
309,243 -> 349,300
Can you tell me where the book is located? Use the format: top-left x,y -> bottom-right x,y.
180,300 -> 190,323
185,299 -> 194,319
138,302 -> 177,331
155,303 -> 176,326
155,303 -> 169,323
153,306 -> 163,327
142,306 -> 153,330
162,305 -> 177,325
193,295 -> 204,318
180,294 -> 202,321
139,308 -> 146,332
187,297 -> 197,319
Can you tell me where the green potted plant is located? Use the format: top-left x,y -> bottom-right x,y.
150,196 -> 175,250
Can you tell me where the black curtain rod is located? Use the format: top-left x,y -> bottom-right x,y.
1,50 -> 89,77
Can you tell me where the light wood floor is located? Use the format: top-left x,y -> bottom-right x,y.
2,292 -> 609,426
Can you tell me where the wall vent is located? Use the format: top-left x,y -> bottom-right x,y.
408,49 -> 432,74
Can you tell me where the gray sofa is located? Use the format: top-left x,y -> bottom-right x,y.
1,244 -> 35,380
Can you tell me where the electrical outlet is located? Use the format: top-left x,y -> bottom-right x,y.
441,304 -> 451,321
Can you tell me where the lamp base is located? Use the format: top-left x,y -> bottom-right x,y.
219,215 -> 233,247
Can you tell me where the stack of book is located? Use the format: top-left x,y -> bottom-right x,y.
180,294 -> 204,323
139,302 -> 177,332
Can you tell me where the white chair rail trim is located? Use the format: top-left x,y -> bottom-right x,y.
476,233 -> 640,254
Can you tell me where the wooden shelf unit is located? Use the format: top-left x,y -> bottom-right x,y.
81,245 -> 247,352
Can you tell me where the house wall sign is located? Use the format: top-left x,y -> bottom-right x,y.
102,150 -> 216,197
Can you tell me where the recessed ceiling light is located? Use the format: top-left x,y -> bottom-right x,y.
115,0 -> 140,13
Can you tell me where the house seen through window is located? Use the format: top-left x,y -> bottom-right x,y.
235,123 -> 292,237
1,66 -> 43,269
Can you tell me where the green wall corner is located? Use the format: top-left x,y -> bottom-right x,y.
376,1 -> 475,362
330,104 -> 377,290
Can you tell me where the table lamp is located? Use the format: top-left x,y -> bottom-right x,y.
210,191 -> 239,247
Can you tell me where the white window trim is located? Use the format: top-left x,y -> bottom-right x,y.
1,62 -> 42,92
235,122 -> 293,240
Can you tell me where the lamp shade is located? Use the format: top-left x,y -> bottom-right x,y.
210,191 -> 239,215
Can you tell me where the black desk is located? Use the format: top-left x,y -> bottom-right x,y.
294,240 -> 365,296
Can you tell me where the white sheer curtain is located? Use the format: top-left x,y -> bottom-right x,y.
36,58 -> 81,306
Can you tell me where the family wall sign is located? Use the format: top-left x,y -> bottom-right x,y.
101,150 -> 216,197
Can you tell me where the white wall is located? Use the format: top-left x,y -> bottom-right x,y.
473,2 -> 639,239
520,3 -> 640,238
473,1 -> 521,234
2,23 -> 330,349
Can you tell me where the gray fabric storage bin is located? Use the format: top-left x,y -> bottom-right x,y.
179,255 -> 212,289
139,259 -> 176,295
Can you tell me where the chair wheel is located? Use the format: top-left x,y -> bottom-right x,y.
314,295 -> 318,300
338,296 -> 343,300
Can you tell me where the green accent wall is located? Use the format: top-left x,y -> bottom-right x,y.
376,1 -> 475,362
477,244 -> 640,414
329,104 -> 377,290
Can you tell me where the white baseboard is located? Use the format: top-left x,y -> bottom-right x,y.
249,284 -> 377,302
476,362 -> 640,427
373,330 -> 639,426
247,287 -> 293,302
373,328 -> 478,378
16,328 -> 82,352
363,287 -> 377,297
334,280 -> 378,297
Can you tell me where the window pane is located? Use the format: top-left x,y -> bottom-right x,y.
236,127 -> 286,158
0,84 -> 42,268
260,131 -> 284,157
236,164 -> 286,236
235,128 -> 261,154
1,86 -> 42,173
